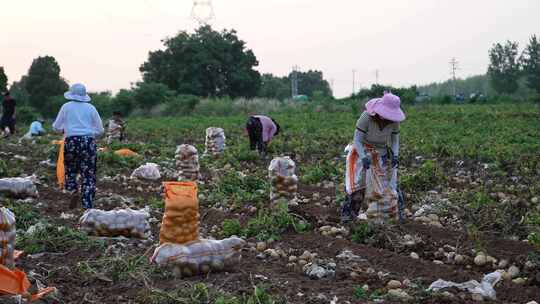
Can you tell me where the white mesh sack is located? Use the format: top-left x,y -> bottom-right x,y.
268,157 -> 298,202
130,163 -> 161,181
0,177 -> 38,198
151,237 -> 245,277
204,127 -> 226,155
0,207 -> 16,269
79,208 -> 151,238
175,144 -> 200,181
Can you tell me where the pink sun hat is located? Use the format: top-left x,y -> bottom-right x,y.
365,93 -> 406,122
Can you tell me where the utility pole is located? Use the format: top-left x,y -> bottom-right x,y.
450,57 -> 459,96
291,66 -> 299,98
352,69 -> 356,96
375,69 -> 379,85
330,78 -> 335,97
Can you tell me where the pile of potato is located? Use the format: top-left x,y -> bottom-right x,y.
175,145 -> 200,181
79,208 -> 151,239
0,207 -> 16,269
151,237 -> 245,277
268,157 -> 298,202
204,127 -> 226,155
160,182 -> 199,245
0,177 -> 38,198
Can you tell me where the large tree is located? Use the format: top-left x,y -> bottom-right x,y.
488,41 -> 521,94
140,26 -> 261,98
0,67 -> 7,93
258,74 -> 290,100
25,56 -> 69,109
291,70 -> 332,98
521,35 -> 540,93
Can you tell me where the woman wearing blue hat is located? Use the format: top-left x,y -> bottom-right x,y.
53,83 -> 104,209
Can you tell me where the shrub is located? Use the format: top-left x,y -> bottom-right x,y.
16,106 -> 39,123
221,219 -> 243,237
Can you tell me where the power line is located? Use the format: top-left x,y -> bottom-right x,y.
450,57 -> 459,96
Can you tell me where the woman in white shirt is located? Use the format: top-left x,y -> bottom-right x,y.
53,83 -> 104,209
342,93 -> 406,222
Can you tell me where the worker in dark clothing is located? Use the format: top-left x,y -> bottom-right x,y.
1,92 -> 16,137
245,115 -> 280,156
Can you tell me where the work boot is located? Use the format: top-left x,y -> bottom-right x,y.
341,195 -> 357,223
68,191 -> 81,209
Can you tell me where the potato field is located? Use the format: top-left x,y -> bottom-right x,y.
0,104 -> 539,303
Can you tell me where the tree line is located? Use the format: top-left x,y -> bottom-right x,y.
0,26 -> 333,121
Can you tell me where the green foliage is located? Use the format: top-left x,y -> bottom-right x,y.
417,75 -> 492,98
245,202 -> 310,241
401,160 -> 445,192
140,25 -> 261,98
133,82 -> 175,111
352,84 -> 418,104
259,73 -> 290,100
0,66 -> 7,93
291,70 -> 332,98
112,89 -> 136,115
138,283 -> 279,304
90,91 -> 114,118
522,35 -> 540,93
528,232 -> 540,251
0,160 -> 7,177
221,219 -> 243,237
488,41 -> 521,94
470,192 -> 496,209
16,106 -> 40,123
78,254 -> 151,281
301,162 -> 340,185
1,201 -> 39,230
351,222 -> 374,244
24,56 -> 69,111
165,94 -> 200,115
353,286 -> 368,300
17,223 -> 105,254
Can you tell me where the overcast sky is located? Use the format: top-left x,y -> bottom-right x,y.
1,0 -> 539,97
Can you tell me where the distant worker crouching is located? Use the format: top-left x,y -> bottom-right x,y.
245,115 -> 280,157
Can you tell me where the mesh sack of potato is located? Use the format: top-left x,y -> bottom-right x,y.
268,157 -> 298,202
160,182 -> 199,245
365,168 -> 399,222
204,127 -> 226,155
175,144 -> 200,181
79,208 -> 151,238
0,207 -> 16,269
0,177 -> 39,198
151,237 -> 245,277
130,163 -> 161,181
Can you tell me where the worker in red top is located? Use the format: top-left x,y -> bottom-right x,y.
245,115 -> 280,157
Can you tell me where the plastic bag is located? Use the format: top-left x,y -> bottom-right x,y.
79,208 -> 151,238
428,271 -> 502,300
151,237 -> 245,277
52,140 -> 65,189
131,163 -> 161,181
268,157 -> 298,202
204,127 -> 226,155
175,145 -> 200,181
160,182 -> 199,245
0,208 -> 16,269
0,178 -> 38,198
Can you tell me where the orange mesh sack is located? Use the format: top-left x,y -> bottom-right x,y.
160,182 -> 199,245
